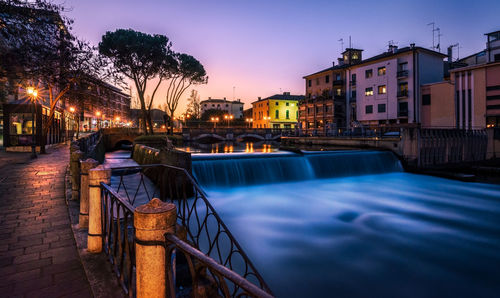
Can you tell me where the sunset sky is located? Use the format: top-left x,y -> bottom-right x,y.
64,0 -> 500,114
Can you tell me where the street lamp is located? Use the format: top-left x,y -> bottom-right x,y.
26,87 -> 38,159
95,111 -> 101,130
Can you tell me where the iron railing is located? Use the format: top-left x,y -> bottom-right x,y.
165,233 -> 273,298
102,164 -> 273,297
100,183 -> 136,296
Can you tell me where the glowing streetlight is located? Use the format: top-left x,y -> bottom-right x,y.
26,87 -> 38,159
69,107 -> 75,113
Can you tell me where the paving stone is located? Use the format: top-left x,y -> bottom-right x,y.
0,146 -> 92,296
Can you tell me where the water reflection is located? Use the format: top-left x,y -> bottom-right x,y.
177,141 -> 279,154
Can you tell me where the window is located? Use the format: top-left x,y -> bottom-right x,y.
286,110 -> 290,119
378,104 -> 386,113
365,87 -> 373,96
399,102 -> 408,117
308,80 -> 312,87
422,94 -> 431,105
351,74 -> 356,81
365,105 -> 373,114
276,102 -> 279,106
316,106 -> 320,113
399,62 -> 408,71
365,69 -> 373,78
286,102 -> 289,106
378,67 -> 386,76
352,90 -> 357,99
325,75 -> 330,83
336,74 -> 341,80
378,85 -> 386,94
495,54 -> 500,62
275,110 -> 279,119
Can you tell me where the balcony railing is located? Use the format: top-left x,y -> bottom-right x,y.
397,70 -> 409,78
333,79 -> 344,85
397,90 -> 409,98
398,110 -> 408,117
350,80 -> 356,86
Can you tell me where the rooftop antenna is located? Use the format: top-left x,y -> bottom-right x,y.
338,38 -> 344,52
436,28 -> 443,52
349,35 -> 352,48
232,86 -> 235,101
427,22 -> 435,50
280,87 -> 282,94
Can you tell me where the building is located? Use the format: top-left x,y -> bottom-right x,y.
130,108 -> 167,129
251,92 -> 302,129
200,97 -> 244,119
346,44 -> 446,127
421,29 -> 500,129
301,48 -> 363,132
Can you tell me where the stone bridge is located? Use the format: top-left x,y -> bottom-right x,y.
101,128 -> 143,150
182,128 -> 285,142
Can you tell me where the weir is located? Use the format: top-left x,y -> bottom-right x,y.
192,150 -> 403,187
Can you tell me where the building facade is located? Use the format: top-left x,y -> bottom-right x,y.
252,92 -> 302,129
346,45 -> 445,127
200,97 -> 244,119
300,48 -> 362,132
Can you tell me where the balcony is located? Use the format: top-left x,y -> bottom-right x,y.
398,110 -> 408,117
333,79 -> 344,86
350,80 -> 356,86
333,93 -> 346,100
397,90 -> 408,98
397,70 -> 409,78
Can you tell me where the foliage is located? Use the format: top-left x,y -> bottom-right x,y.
201,108 -> 226,121
99,29 -> 174,135
184,89 -> 201,119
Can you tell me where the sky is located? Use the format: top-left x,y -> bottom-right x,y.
62,0 -> 500,114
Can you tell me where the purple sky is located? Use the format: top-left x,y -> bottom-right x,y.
64,0 -> 499,113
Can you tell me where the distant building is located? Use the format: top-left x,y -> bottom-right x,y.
200,97 -> 244,119
130,108 -> 167,129
251,92 -> 303,129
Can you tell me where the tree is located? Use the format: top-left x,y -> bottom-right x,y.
164,53 -> 207,133
99,29 -> 174,134
201,109 -> 225,121
0,1 -> 121,152
185,89 -> 201,120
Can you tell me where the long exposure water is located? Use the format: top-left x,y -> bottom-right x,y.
192,151 -> 500,298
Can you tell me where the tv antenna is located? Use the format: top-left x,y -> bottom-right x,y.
338,38 -> 344,52
436,27 -> 443,52
427,22 -> 436,50
232,86 -> 235,101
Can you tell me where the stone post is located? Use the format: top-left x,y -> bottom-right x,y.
70,149 -> 84,200
79,158 -> 99,229
88,165 -> 111,253
134,198 -> 177,298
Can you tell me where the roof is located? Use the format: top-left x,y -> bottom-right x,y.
449,61 -> 500,73
485,29 -> 500,36
200,98 -> 243,104
304,46 -> 447,78
251,93 -> 304,104
351,46 -> 446,68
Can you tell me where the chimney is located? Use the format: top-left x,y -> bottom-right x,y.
283,92 -> 290,96
388,45 -> 398,53
223,97 -> 226,100
208,96 -> 211,100
447,45 -> 453,62
332,61 -> 335,67
410,43 -> 415,49
258,96 -> 261,100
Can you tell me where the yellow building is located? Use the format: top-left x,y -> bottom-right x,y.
251,92 -> 303,129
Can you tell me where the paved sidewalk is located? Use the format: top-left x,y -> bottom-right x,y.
0,145 -> 92,297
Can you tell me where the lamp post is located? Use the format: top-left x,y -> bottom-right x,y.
115,116 -> 120,128
95,111 -> 101,130
27,87 -> 38,159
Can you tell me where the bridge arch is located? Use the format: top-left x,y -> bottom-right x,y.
237,134 -> 266,141
192,133 -> 226,143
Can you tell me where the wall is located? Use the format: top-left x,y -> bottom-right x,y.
421,81 -> 455,128
305,69 -> 333,98
268,99 -> 299,128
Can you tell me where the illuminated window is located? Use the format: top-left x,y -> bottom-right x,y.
365,87 -> 373,96
365,105 -> 373,114
378,85 -> 386,94
378,67 -> 386,76
365,69 -> 373,78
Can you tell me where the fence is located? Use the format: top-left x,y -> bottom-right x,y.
93,164 -> 273,297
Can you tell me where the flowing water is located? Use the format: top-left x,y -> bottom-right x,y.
192,151 -> 500,298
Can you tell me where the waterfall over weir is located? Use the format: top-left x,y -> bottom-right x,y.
192,150 -> 403,187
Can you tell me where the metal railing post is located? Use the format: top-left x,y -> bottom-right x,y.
134,198 -> 177,298
88,165 -> 111,253
79,158 -> 99,228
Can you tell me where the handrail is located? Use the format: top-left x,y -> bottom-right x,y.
103,164 -> 274,297
165,233 -> 273,298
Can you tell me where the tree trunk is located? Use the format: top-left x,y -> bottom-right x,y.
138,93 -> 149,135
146,110 -> 154,135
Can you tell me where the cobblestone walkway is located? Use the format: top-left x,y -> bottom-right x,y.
0,146 -> 92,297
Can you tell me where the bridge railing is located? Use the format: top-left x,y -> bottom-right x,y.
100,164 -> 273,297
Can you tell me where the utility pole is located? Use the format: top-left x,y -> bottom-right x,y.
233,86 -> 235,101
436,28 -> 443,52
